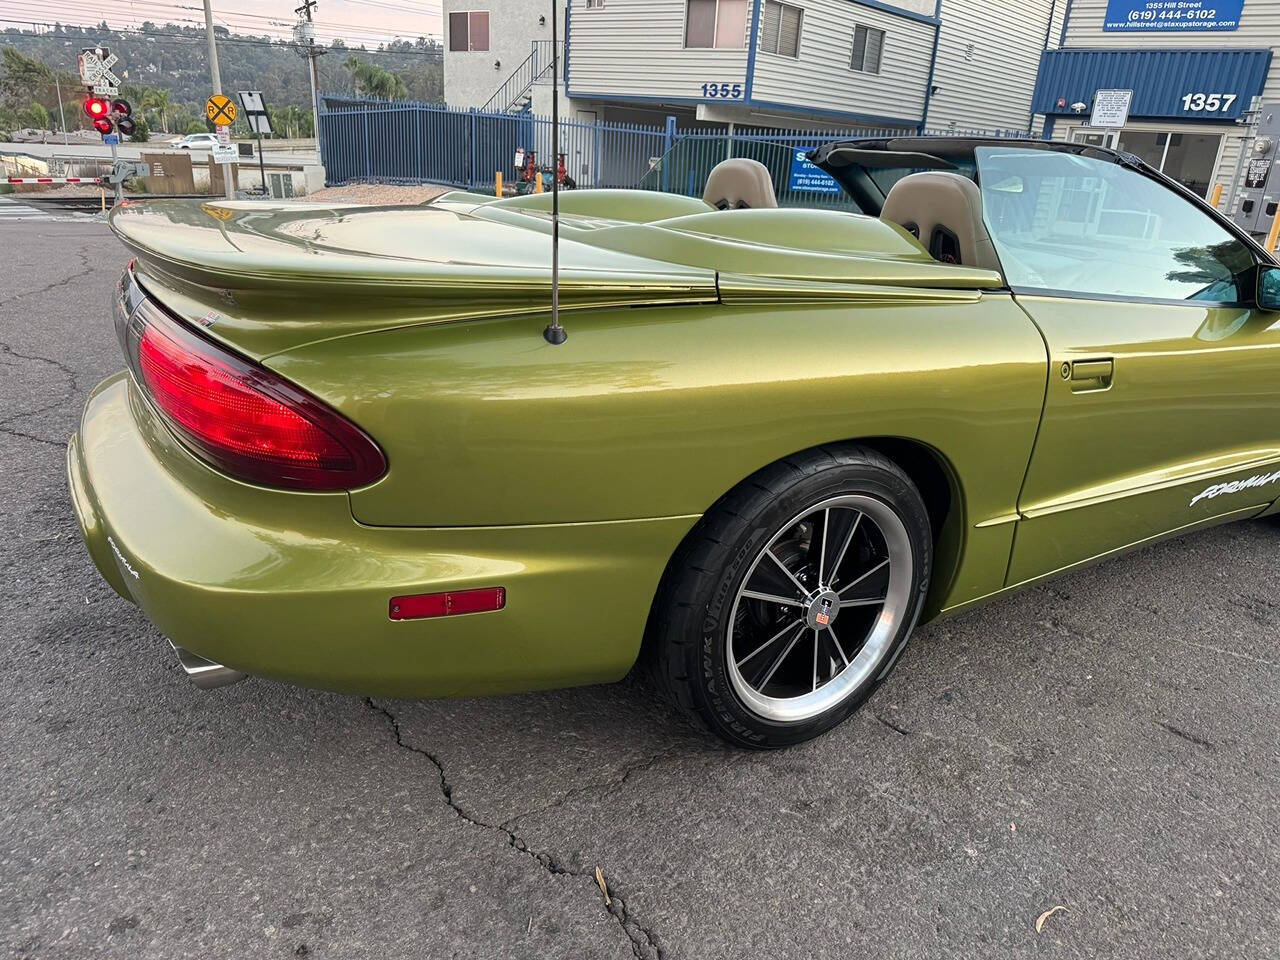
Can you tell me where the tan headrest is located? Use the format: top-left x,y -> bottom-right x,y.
880,172 -> 1002,272
703,158 -> 778,210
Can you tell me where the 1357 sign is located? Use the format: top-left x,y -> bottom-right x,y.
1182,92 -> 1239,112
701,82 -> 743,99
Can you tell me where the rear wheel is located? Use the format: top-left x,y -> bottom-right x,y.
647,446 -> 932,748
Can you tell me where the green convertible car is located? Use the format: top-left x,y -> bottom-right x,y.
69,138 -> 1280,748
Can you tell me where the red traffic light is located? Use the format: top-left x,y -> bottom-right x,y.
84,96 -> 109,119
92,117 -> 113,135
112,98 -> 132,118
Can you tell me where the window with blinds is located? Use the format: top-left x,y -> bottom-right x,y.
851,24 -> 884,74
685,0 -> 750,48
760,0 -> 802,58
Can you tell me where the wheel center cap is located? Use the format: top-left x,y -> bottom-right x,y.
805,589 -> 840,630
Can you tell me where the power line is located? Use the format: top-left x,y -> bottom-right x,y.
0,0 -> 443,46
0,15 -> 445,53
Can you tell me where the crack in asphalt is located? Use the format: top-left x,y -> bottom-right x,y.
1157,721 -> 1216,752
0,248 -> 95,310
363,697 -> 666,960
875,714 -> 912,737
500,748 -> 682,833
0,243 -> 96,447
0,424 -> 65,448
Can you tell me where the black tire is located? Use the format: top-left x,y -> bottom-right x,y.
645,445 -> 932,749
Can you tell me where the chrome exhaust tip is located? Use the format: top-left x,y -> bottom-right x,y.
169,641 -> 248,690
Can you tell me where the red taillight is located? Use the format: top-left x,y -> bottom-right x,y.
128,298 -> 385,491
389,588 -> 506,621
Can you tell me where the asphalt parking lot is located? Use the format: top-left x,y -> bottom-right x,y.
2,215 -> 1277,960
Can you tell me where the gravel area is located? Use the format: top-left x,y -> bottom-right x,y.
301,183 -> 455,205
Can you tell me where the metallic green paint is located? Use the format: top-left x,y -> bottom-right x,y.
69,188 -> 1280,697
1007,295 -> 1280,585
70,374 -> 698,695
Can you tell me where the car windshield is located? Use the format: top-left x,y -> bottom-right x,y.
636,137 -> 865,213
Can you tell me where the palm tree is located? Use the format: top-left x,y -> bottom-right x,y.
141,88 -> 171,133
344,56 -> 407,100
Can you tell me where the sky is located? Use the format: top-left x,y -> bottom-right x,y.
0,0 -> 444,46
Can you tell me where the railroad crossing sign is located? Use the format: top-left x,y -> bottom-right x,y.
206,93 -> 238,126
78,47 -> 120,96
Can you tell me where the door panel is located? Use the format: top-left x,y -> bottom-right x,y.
1007,294 -> 1280,585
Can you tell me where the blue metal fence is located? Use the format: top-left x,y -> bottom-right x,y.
319,95 -> 1030,204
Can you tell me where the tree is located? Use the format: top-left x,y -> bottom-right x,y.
20,101 -> 50,131
141,87 -> 171,133
0,47 -> 51,104
344,55 -> 407,100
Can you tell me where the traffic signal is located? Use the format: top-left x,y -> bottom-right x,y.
83,96 -> 109,121
92,117 -> 113,135
112,98 -> 131,118
115,117 -> 136,136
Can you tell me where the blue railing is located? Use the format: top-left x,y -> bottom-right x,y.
318,95 -> 1029,201
480,40 -> 562,114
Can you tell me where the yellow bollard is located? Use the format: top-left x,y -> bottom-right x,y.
495,171 -> 503,197
1210,183 -> 1223,209
100,187 -> 106,213
1267,205 -> 1280,254
535,172 -> 543,194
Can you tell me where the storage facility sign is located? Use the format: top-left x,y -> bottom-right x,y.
789,149 -> 841,195
1104,0 -> 1244,31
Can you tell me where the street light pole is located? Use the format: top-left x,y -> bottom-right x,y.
54,75 -> 68,145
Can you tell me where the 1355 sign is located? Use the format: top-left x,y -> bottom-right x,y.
701,82 -> 743,99
1181,92 -> 1238,112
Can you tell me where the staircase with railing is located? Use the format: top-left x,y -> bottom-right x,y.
481,40 -> 563,114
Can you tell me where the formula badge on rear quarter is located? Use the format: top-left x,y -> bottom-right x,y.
1189,469 -> 1280,507
106,535 -> 139,580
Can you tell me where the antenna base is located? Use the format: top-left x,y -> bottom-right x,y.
543,323 -> 568,345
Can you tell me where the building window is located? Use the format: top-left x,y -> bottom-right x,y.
760,1 -> 802,58
586,0 -> 604,7
685,0 -> 750,49
448,11 -> 490,52
851,24 -> 884,73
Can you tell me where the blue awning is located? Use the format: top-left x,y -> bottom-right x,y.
1031,48 -> 1271,121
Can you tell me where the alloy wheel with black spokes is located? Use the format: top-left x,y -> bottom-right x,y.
727,494 -> 913,724
647,445 -> 932,748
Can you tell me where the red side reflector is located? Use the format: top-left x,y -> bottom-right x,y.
389,587 -> 506,621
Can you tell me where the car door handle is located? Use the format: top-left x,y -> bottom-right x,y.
1068,358 -> 1113,392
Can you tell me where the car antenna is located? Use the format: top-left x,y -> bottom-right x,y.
542,0 -> 568,345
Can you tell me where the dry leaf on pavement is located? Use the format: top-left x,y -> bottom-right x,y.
1035,905 -> 1067,933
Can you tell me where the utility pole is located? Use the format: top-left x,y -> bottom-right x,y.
203,0 -> 222,92
203,0 -> 234,199
296,0 -> 323,161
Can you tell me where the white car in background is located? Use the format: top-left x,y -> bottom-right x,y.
170,133 -> 220,151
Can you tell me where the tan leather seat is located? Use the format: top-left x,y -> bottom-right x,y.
703,158 -> 778,210
880,172 -> 1002,272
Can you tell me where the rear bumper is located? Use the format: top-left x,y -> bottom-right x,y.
68,373 -> 697,697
